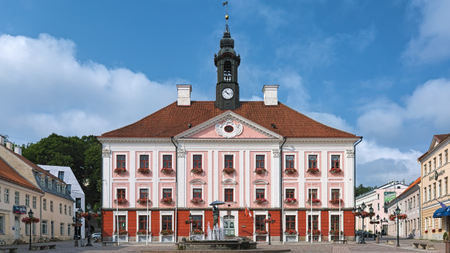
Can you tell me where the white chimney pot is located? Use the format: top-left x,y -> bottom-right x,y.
263,85 -> 279,106
177,84 -> 192,106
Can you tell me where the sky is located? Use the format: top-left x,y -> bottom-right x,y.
1,0 -> 450,188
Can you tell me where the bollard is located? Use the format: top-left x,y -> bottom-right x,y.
376,232 -> 380,244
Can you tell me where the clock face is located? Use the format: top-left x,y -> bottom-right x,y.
222,88 -> 234,99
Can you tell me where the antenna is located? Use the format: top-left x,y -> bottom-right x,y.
223,1 -> 229,32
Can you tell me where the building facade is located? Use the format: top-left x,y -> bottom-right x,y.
39,165 -> 86,239
0,138 -> 75,242
419,134 -> 450,240
386,177 -> 421,239
355,181 -> 408,233
99,25 -> 362,243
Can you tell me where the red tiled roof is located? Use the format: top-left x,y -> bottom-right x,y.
0,154 -> 43,193
100,101 -> 358,139
418,133 -> 450,161
435,134 -> 450,142
395,177 -> 420,200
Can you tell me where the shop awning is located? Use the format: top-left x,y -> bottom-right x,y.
433,206 -> 450,218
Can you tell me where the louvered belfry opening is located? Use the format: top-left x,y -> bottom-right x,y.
224,61 -> 232,82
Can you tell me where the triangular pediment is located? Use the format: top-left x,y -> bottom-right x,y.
175,111 -> 283,140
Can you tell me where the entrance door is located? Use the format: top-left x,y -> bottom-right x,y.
51,221 -> 54,238
14,216 -> 20,239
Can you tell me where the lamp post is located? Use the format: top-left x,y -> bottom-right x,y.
189,214 -> 193,236
28,208 -> 33,250
72,215 -> 80,247
85,204 -> 94,246
77,207 -> 83,241
379,217 -> 388,238
395,204 -> 401,247
268,213 -> 271,245
352,202 -> 374,244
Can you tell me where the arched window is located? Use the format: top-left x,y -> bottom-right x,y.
224,61 -> 232,81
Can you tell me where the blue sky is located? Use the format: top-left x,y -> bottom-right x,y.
1,1 -> 450,187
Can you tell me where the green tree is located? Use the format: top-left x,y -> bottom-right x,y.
355,184 -> 377,197
22,133 -> 101,208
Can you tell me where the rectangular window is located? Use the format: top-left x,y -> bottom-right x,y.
43,199 -> 47,210
331,189 -> 339,200
308,189 -> 317,200
33,196 -> 37,209
162,215 -> 172,230
308,155 -> 317,168
434,158 -> 436,170
286,215 -> 295,230
256,189 -> 265,199
68,226 -> 71,236
25,194 -> 30,207
163,155 -> 172,168
423,188 -> 427,203
40,176 -> 45,186
331,155 -> 340,168
117,189 -> 126,199
163,189 -> 172,198
62,185 -> 66,194
48,178 -> 52,189
60,223 -> 64,236
139,215 -> 148,231
140,189 -> 148,199
193,189 -> 202,199
445,150 -> 448,164
193,155 -> 202,168
439,154 -> 442,167
117,155 -> 126,169
42,220 -> 48,234
424,164 -> 427,175
286,155 -> 294,168
0,216 -> 4,234
0,187 -> 1,202
330,215 -> 340,231
256,155 -> 265,168
4,189 -> 9,203
428,186 -> 431,201
225,155 -> 233,168
26,221 -> 30,235
225,189 -> 233,202
140,155 -> 149,169
50,201 -> 53,212
308,215 -> 319,230
378,203 -> 380,211
445,177 -> 448,195
57,183 -> 61,192
58,171 -> 64,180
118,215 -> 126,230
64,205 -> 67,215
433,183 -> 436,199
192,215 -> 203,230
438,180 -> 442,197
255,215 -> 266,231
69,206 -> 72,216
15,191 -> 19,205
286,189 -> 294,199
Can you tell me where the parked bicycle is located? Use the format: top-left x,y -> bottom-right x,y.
0,238 -> 14,246
37,236 -> 49,243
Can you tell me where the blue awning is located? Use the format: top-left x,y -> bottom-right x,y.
433,206 -> 450,218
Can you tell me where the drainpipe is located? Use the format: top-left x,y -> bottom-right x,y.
170,136 -> 179,243
353,137 -> 363,236
279,137 -> 287,243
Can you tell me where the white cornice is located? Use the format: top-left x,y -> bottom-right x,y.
285,138 -> 360,144
177,138 -> 281,143
97,137 -> 172,143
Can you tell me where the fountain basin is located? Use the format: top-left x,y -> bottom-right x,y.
177,239 -> 257,251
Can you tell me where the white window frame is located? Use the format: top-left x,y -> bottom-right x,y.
306,210 -> 322,242
253,153 -> 266,169
113,210 -> 128,241
33,196 -> 37,209
161,187 -> 174,201
222,153 -> 235,169
254,187 -> 267,203
307,187 -> 320,202
48,177 -> 52,189
283,210 -> 298,242
223,183 -> 236,203
42,220 -> 48,234
137,186 -> 151,203
40,176 -> 45,186
191,153 -> 204,170
60,223 -> 64,236
25,194 -> 30,207
307,154 -> 320,169
43,199 -> 47,210
4,188 -> 9,203
253,210 -> 269,242
57,183 -> 61,193
15,191 -> 19,205
159,211 -> 174,242
328,211 -> 342,242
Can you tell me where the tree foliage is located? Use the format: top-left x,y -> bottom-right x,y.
22,133 -> 101,208
355,184 -> 376,197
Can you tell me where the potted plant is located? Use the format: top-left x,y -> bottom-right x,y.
223,167 -> 236,175
160,229 -> 174,235
136,229 -> 148,235
71,222 -> 82,227
306,198 -> 321,205
306,168 -> 320,174
138,168 -> 150,174
190,198 -> 204,204
191,167 -> 203,174
161,168 -> 174,174
255,230 -> 268,235
284,229 -> 297,235
329,167 -> 342,173
161,197 -> 173,204
424,230 -> 428,233
137,198 -> 151,204
443,231 -> 448,241
329,230 -> 339,235
254,198 -> 268,204
432,229 -> 436,233
329,199 -> 343,205
114,198 -> 128,204
284,168 -> 297,174
254,168 -> 267,175
22,217 -> 40,224
284,198 -> 297,204
264,218 -> 276,224
307,229 -> 321,236
113,229 -> 128,235
114,168 -> 127,174
191,229 -> 204,235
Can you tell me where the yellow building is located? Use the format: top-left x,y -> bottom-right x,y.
419,134 -> 450,240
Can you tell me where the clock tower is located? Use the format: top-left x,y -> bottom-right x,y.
214,21 -> 241,110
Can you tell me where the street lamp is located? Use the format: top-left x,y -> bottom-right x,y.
85,204 -> 94,246
379,217 -> 388,238
352,202 -> 374,244
268,213 -> 272,245
28,209 -> 34,250
72,215 -> 79,247
395,204 -> 401,247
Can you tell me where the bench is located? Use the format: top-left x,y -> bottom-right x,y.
0,248 -> 18,253
102,241 -> 117,246
30,244 -> 56,250
419,244 -> 435,250
331,239 -> 348,244
386,240 -> 394,245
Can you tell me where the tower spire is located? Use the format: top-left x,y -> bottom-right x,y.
223,1 -> 229,32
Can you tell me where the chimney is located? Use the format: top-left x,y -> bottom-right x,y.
14,146 -> 22,156
262,85 -> 279,106
177,84 -> 192,106
6,142 -> 12,150
0,135 -> 4,145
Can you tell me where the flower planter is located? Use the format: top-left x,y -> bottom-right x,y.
191,168 -> 203,174
254,198 -> 268,204
284,198 -> 297,204
190,198 -> 204,204
223,168 -> 236,175
114,198 -> 128,204
306,199 -> 321,205
284,168 -> 297,174
254,168 -> 267,175
329,168 -> 342,174
161,197 -> 174,204
114,168 -> 127,174
161,168 -> 174,174
329,199 -> 343,205
306,168 -> 320,174
137,198 -> 151,204
138,168 -> 150,174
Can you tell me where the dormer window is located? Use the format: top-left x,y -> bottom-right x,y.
41,176 -> 45,186
48,178 -> 52,189
223,61 -> 232,81
57,183 -> 61,192
62,185 -> 66,194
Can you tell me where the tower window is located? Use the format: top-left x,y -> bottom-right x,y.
224,61 -> 232,81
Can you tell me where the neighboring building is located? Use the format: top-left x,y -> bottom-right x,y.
0,138 -> 74,241
419,133 -> 450,240
0,136 -> 44,242
39,165 -> 86,239
386,177 -> 421,238
98,22 -> 362,243
355,181 -> 408,233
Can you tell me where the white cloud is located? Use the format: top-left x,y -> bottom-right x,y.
306,112 -> 354,134
0,34 -> 183,141
403,0 -> 450,64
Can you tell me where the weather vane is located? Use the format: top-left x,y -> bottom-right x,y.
223,1 -> 229,32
